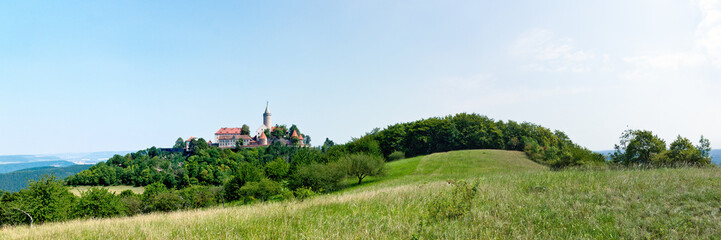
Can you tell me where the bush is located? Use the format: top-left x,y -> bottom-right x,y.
147,191 -> 183,212
269,188 -> 295,202
224,162 -> 262,201
289,162 -> 346,192
74,187 -> 126,218
118,189 -> 136,198
120,195 -> 142,216
426,180 -> 479,221
179,185 -> 221,209
264,158 -> 290,181
142,182 -> 168,202
239,178 -> 282,202
140,182 -> 183,212
14,175 -> 77,224
294,187 -> 316,201
387,151 -> 405,161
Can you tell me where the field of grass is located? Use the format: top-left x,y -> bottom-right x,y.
69,185 -> 145,196
3,150 -> 721,239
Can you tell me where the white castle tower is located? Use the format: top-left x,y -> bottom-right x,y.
263,101 -> 272,128
256,102 -> 273,139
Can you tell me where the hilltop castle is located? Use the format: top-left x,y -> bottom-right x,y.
213,103 -> 305,149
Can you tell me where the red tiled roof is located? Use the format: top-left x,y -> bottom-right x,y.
185,136 -> 196,142
259,132 -> 267,139
215,127 -> 244,135
291,130 -> 303,140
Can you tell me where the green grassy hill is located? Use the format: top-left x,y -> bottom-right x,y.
3,150 -> 721,239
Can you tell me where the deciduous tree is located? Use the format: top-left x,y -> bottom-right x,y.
612,129 -> 667,165
173,137 -> 185,149
340,153 -> 385,185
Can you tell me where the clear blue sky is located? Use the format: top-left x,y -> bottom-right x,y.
1,0 -> 720,155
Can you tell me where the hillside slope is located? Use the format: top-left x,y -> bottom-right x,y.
339,149 -> 545,192
3,150 -> 721,239
0,165 -> 92,192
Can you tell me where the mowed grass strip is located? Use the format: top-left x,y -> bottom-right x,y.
69,185 -> 145,196
338,149 -> 546,193
3,150 -> 721,239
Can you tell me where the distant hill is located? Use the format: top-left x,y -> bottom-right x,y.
0,151 -> 131,173
45,151 -> 133,165
0,155 -> 63,163
0,160 -> 75,174
0,165 -> 92,192
711,149 -> 721,165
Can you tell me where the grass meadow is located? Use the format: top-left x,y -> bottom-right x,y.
2,150 -> 721,239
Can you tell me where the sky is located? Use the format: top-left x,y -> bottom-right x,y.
1,0 -> 720,155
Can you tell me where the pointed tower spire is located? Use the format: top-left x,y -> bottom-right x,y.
263,101 -> 272,128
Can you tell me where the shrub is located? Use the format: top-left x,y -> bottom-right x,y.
14,175 -> 77,224
142,182 -> 168,203
294,187 -> 316,201
289,162 -> 346,192
179,185 -> 220,209
265,158 -> 290,181
120,195 -> 142,216
74,187 -> 126,218
239,178 -> 282,202
224,162 -> 262,201
269,188 -> 295,202
118,189 -> 136,198
387,151 -> 405,161
147,191 -> 183,212
426,180 -> 479,221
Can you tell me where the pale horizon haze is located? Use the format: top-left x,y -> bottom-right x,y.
1,1 -> 720,155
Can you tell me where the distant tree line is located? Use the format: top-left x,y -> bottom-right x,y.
610,129 -> 712,166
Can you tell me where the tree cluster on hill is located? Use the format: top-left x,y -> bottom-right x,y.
0,137 -> 388,226
348,113 -> 607,169
66,141 -> 359,189
610,129 -> 712,166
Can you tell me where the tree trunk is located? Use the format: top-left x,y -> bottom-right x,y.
14,208 -> 33,227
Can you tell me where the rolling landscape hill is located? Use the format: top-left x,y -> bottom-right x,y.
0,151 -> 131,173
3,149 -> 720,239
0,160 -> 76,174
0,165 -> 92,192
0,151 -> 132,192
